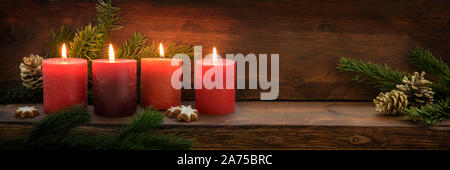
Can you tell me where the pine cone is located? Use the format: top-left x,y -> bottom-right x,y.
373,90 -> 408,115
19,54 -> 43,89
396,71 -> 434,107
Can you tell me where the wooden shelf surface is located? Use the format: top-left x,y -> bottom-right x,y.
1,101 -> 449,149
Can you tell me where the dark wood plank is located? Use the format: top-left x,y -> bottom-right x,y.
1,0 -> 450,100
0,102 -> 449,149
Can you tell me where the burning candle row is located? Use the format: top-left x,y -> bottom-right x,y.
42,43 -> 235,117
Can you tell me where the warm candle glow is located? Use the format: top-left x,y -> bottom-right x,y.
212,47 -> 218,65
109,44 -> 115,62
61,43 -> 67,60
159,43 -> 164,58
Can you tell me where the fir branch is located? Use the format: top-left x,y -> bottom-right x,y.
0,105 -> 192,150
409,47 -> 450,99
442,75 -> 450,88
115,107 -> 192,150
69,24 -> 104,60
0,85 -> 43,104
337,57 -> 407,92
116,107 -> 163,141
431,83 -> 450,101
96,0 -> 122,40
403,99 -> 450,125
27,104 -> 89,140
409,46 -> 450,78
117,32 -> 147,59
47,25 -> 74,58
68,0 -> 121,60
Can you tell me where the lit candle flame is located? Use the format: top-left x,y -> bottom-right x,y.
61,43 -> 67,60
109,44 -> 115,62
159,43 -> 164,58
212,47 -> 217,65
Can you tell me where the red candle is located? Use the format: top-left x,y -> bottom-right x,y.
43,44 -> 87,113
141,43 -> 182,110
195,47 -> 236,115
92,44 -> 137,117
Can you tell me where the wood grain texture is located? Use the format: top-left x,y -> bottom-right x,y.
0,102 -> 449,149
1,0 -> 450,100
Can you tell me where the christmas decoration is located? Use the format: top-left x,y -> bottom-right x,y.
166,105 -> 199,122
373,90 -> 408,115
338,46 -> 450,125
337,57 -> 406,92
0,104 -> 192,150
19,54 -> 43,89
0,0 -> 192,105
15,106 -> 40,119
176,105 -> 199,122
166,106 -> 182,118
396,72 -> 434,107
409,47 -> 450,101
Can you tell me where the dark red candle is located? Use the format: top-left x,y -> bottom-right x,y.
195,48 -> 236,115
43,44 -> 87,114
92,44 -> 137,117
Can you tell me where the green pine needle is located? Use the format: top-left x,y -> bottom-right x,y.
69,24 -> 104,60
337,57 -> 407,92
404,99 -> 450,125
47,25 -> 74,58
96,0 -> 122,38
117,107 -> 163,141
0,85 -> 43,104
409,47 -> 449,77
409,47 -> 450,99
117,32 -> 147,59
0,105 -> 192,150
68,0 -> 121,60
27,104 -> 90,140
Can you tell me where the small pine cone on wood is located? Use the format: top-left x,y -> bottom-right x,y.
396,71 -> 434,107
20,54 -> 44,89
373,90 -> 408,115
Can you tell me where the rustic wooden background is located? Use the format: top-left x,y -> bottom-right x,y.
1,0 -> 449,100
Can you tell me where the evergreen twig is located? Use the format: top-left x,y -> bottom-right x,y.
27,104 -> 90,140
0,85 -> 43,104
47,25 -> 73,58
68,0 -> 121,60
0,105 -> 192,150
404,99 -> 450,125
96,0 -> 122,40
117,32 -> 147,59
69,24 -> 104,60
116,107 -> 163,141
409,47 -> 450,99
337,57 -> 407,92
409,47 -> 450,78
